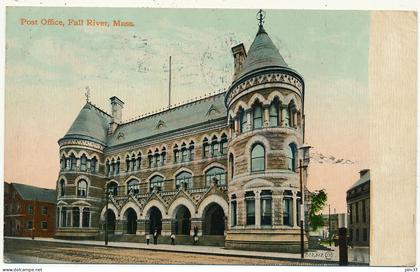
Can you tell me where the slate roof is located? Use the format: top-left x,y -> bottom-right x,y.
235,25 -> 290,81
12,183 -> 56,204
349,170 -> 370,190
62,103 -> 112,145
107,93 -> 227,147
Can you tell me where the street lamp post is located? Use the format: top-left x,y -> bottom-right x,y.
298,144 -> 311,259
105,191 -> 109,246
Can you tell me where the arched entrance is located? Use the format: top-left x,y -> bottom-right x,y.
148,206 -> 162,234
125,208 -> 137,234
174,205 -> 191,235
106,209 -> 116,234
203,203 -> 225,235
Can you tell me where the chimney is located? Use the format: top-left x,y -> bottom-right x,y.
109,96 -> 124,134
359,169 -> 369,178
231,43 -> 247,80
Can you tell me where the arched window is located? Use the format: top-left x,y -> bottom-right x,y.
60,207 -> 67,227
269,99 -> 280,127
188,141 -> 195,161
173,144 -> 179,163
239,108 -> 246,133
211,136 -> 219,157
229,153 -> 234,179
205,167 -> 226,187
148,151 -> 153,168
252,102 -> 263,129
220,134 -> 228,155
70,153 -> 76,171
203,138 -> 209,158
251,144 -> 265,172
80,154 -> 87,171
77,180 -> 87,197
150,175 -> 164,191
136,153 -> 142,170
82,208 -> 90,228
127,179 -> 139,195
91,157 -> 97,173
115,158 -> 120,175
60,155 -> 66,170
72,207 -> 80,227
175,171 -> 192,189
105,160 -> 110,176
181,143 -> 188,162
59,179 -> 65,197
161,147 -> 166,165
125,155 -> 130,172
287,143 -> 297,172
107,181 -> 118,196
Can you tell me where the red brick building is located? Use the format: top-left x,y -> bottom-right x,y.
4,182 -> 56,237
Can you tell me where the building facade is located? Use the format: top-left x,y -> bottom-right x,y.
347,169 -> 370,247
55,15 -> 308,252
4,182 -> 56,237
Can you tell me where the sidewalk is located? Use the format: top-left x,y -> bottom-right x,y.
4,236 -> 368,265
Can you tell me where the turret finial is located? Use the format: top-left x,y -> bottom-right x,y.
85,86 -> 91,103
257,9 -> 266,27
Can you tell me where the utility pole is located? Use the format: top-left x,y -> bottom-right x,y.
299,159 -> 304,258
329,204 -> 332,246
105,192 -> 109,246
168,56 -> 172,109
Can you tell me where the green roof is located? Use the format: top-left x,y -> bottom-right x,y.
12,183 -> 56,204
349,170 -> 370,190
235,26 -> 289,80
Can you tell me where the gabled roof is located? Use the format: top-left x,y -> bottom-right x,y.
349,170 -> 370,190
106,93 -> 227,147
12,183 -> 56,204
235,25 -> 289,81
62,103 -> 112,145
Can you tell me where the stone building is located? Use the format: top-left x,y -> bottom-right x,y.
4,182 -> 56,237
55,13 -> 308,252
347,169 -> 370,247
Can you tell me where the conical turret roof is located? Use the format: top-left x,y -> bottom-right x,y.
62,103 -> 111,144
236,25 -> 288,80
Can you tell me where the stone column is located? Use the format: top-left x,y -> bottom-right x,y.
263,105 -> 270,128
115,219 -> 125,235
246,110 -> 252,131
292,193 -> 297,227
79,208 -> 83,228
136,219 -> 146,235
255,191 -> 261,228
281,106 -> 288,127
273,193 -> 282,226
191,218 -> 203,236
234,118 -> 239,136
161,218 -> 172,236
58,207 -> 62,227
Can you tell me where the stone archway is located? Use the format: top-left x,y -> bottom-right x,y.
106,209 -> 116,234
148,206 -> 162,234
174,205 -> 191,235
203,203 -> 225,235
124,208 -> 137,234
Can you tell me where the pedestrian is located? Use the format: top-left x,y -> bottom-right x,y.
193,225 -> 198,245
153,228 -> 159,245
193,234 -> 198,245
170,233 -> 176,245
146,233 -> 150,245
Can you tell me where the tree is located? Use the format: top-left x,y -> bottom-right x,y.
309,189 -> 327,231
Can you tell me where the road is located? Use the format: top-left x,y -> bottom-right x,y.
4,239 -> 326,265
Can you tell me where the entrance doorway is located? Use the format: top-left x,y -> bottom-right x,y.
149,206 -> 162,234
106,209 -> 116,234
125,208 -> 137,234
174,205 -> 191,235
203,203 -> 225,235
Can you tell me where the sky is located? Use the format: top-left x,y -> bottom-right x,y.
5,7 -> 370,213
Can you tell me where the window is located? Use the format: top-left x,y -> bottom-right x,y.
28,205 -> 33,215
269,100 -> 279,127
150,175 -> 164,191
115,159 -> 120,175
106,161 -> 110,176
82,208 -> 90,228
60,155 -> 66,170
41,221 -> 48,229
181,145 -> 188,162
205,167 -> 226,187
355,202 -> 359,223
188,144 -> 194,161
136,154 -> 142,170
42,207 -> 48,215
284,105 -> 290,127
220,134 -> 228,155
77,180 -> 87,197
239,108 -> 246,133
252,103 -> 263,129
363,228 -> 367,242
251,144 -> 265,172
229,153 -> 234,179
175,171 -> 192,189
203,138 -> 210,158
287,143 -> 297,171
296,193 -> 301,226
161,150 -> 166,166
91,157 -> 97,173
349,229 -> 353,242
59,179 -> 65,197
154,153 -> 160,167
107,182 -> 118,196
245,191 -> 255,225
231,194 -> 237,227
126,156 -> 131,172
261,190 -> 272,225
72,207 -> 80,227
127,179 -> 139,195
148,152 -> 153,168
356,229 -> 359,241
349,204 -> 353,224
211,136 -> 219,157
27,221 -> 33,229
362,200 -> 367,223
174,145 -> 179,163
80,154 -> 87,171
61,207 -> 67,227
70,154 -> 76,170
283,193 -> 292,226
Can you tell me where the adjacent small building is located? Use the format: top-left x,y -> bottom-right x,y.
346,169 -> 370,247
4,182 -> 56,237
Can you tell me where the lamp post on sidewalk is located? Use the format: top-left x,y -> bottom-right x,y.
105,191 -> 110,246
298,144 -> 311,259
